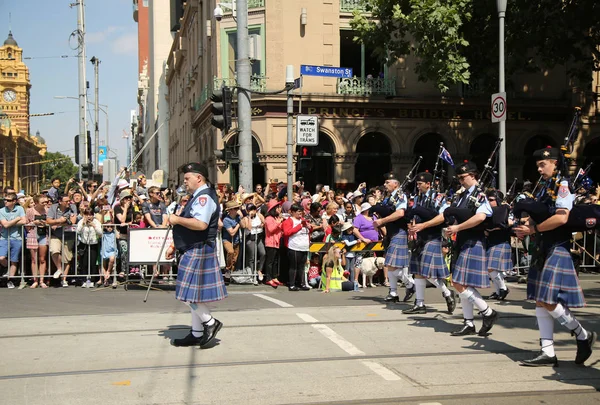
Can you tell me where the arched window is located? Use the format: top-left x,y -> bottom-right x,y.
355,132 -> 391,187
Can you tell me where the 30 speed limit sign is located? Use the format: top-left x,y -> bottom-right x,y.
491,92 -> 506,123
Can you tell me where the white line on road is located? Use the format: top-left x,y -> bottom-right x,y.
312,324 -> 366,356
361,361 -> 402,381
296,313 -> 402,381
253,294 -> 294,308
296,313 -> 319,323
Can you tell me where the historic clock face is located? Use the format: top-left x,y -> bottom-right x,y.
2,90 -> 17,103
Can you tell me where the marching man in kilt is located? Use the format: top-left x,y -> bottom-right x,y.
373,172 -> 414,303
166,163 -> 227,348
515,147 -> 595,366
485,189 -> 511,300
404,171 -> 456,315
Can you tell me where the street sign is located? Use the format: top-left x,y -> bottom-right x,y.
491,92 -> 507,123
296,115 -> 319,146
300,64 -> 353,78
293,77 -> 302,89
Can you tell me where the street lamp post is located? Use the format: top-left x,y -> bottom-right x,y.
497,0 -> 507,193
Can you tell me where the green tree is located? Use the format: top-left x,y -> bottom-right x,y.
351,0 -> 600,93
40,151 -> 78,189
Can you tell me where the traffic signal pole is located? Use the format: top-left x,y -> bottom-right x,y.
236,0 -> 252,192
76,0 -> 89,179
286,65 -> 294,201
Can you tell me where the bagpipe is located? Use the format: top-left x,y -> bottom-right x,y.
406,145 -> 444,223
513,107 -> 600,232
444,139 -> 503,225
371,156 -> 423,219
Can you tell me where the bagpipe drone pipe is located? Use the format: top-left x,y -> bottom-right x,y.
513,199 -> 600,233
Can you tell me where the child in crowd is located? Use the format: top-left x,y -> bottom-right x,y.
131,211 -> 146,229
307,253 -> 322,288
340,222 -> 358,288
325,215 -> 342,242
99,208 -> 117,287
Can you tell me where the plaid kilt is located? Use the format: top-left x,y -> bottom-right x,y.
527,244 -> 585,308
452,239 -> 489,288
384,230 -> 409,268
176,244 -> 228,303
410,238 -> 449,279
486,242 -> 512,273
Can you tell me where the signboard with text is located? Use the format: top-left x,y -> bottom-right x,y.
296,115 -> 319,146
300,65 -> 353,78
128,229 -> 174,264
491,92 -> 507,123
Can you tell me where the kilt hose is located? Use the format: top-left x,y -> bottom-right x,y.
452,238 -> 489,288
176,243 -> 228,303
527,243 -> 585,308
486,242 -> 512,273
410,238 -> 449,279
384,230 -> 409,269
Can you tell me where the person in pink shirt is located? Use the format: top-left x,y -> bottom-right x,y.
264,199 -> 283,288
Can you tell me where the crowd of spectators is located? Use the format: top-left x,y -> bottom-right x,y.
1,174 -> 599,291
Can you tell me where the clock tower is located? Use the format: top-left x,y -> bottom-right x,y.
0,30 -> 30,135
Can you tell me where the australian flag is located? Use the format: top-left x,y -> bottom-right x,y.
439,146 -> 455,167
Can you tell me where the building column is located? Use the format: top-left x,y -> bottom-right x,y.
334,153 -> 358,187
2,148 -> 6,189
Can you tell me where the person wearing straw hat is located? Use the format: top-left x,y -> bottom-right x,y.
165,163 -> 227,348
222,199 -> 243,283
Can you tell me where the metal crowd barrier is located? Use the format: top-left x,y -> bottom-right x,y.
573,230 -> 600,271
0,223 -> 125,289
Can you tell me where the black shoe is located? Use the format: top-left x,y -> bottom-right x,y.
402,304 -> 427,314
199,319 -> 223,347
299,285 -> 311,291
445,290 -> 457,314
288,286 -> 299,291
488,292 -> 500,300
575,331 -> 597,365
451,322 -> 477,336
478,309 -> 499,336
520,351 -> 558,367
384,294 -> 399,303
498,288 -> 510,300
402,286 -> 415,302
171,331 -> 203,347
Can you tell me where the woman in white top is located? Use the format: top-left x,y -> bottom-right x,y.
282,204 -> 311,291
241,204 -> 266,283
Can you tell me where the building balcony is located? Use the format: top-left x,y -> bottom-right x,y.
193,85 -> 210,112
340,0 -> 367,13
337,76 -> 396,96
213,75 -> 268,93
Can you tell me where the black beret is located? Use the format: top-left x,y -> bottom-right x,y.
384,172 -> 400,181
533,147 -> 560,161
455,160 -> 478,175
181,162 -> 210,180
416,172 -> 433,183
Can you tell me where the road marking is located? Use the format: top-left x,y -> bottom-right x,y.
253,293 -> 294,308
361,361 -> 401,381
111,380 -> 131,386
296,313 -> 318,323
312,324 -> 366,356
296,313 -> 402,381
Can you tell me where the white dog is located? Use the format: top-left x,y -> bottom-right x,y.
358,256 -> 385,288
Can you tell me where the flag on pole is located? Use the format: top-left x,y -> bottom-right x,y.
439,146 -> 455,167
577,168 -> 585,177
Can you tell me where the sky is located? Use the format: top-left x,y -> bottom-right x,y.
1,0 -> 138,167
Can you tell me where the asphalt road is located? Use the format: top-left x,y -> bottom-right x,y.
1,275 -> 600,404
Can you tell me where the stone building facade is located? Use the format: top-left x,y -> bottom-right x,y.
165,0 -> 600,190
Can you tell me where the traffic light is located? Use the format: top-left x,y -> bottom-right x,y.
211,86 -> 233,133
81,163 -> 93,180
297,145 -> 313,172
214,145 -> 238,163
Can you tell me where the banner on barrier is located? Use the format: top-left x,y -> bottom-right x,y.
128,228 -> 174,264
309,241 -> 385,253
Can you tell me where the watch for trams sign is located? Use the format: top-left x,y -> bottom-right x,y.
296,114 -> 319,146
491,92 -> 507,123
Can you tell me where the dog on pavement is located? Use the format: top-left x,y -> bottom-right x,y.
358,256 -> 385,288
